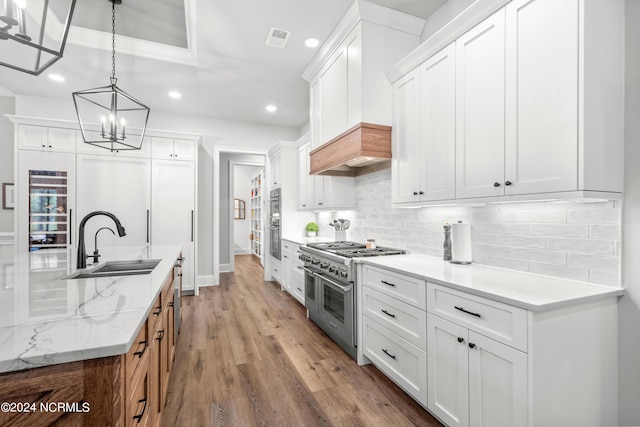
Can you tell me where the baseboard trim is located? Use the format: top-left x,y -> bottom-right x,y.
197,275 -> 215,287
220,263 -> 231,273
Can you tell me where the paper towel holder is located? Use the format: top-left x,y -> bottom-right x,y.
450,220 -> 472,265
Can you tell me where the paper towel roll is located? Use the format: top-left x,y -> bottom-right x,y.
451,221 -> 472,264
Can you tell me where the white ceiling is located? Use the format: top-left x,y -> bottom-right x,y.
0,0 -> 446,129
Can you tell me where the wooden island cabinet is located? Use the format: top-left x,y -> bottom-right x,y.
0,269 -> 180,426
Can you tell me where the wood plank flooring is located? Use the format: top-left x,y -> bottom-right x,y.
161,254 -> 443,427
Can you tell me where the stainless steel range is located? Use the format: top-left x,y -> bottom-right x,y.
299,241 -> 406,359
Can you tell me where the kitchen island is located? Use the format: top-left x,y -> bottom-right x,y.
0,244 -> 183,426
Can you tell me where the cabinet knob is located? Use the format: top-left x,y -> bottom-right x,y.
505,181 -> 512,186
413,191 -> 418,196
41,144 -> 45,148
318,202 -> 323,205
457,337 -> 464,343
48,145 -> 52,148
468,343 -> 476,349
494,182 -> 501,187
419,191 -> 424,195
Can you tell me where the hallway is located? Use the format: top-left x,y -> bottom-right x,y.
162,254 -> 441,426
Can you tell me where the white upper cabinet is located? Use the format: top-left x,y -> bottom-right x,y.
18,125 -> 76,153
504,0 -> 578,195
389,0 -> 623,205
151,137 -> 196,161
392,43 -> 456,204
391,69 -> 421,204
303,2 -> 424,149
455,9 -> 506,199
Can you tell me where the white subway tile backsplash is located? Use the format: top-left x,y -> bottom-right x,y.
513,210 -> 567,223
473,233 -> 547,248
472,254 -> 530,272
529,224 -> 589,238
590,224 -> 620,240
336,168 -> 621,286
589,269 -> 620,286
568,253 -> 619,272
567,208 -> 620,224
475,244 -> 567,264
547,238 -> 614,255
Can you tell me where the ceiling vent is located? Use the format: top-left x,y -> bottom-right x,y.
265,27 -> 291,49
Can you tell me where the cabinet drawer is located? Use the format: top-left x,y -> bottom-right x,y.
363,316 -> 427,405
271,258 -> 282,284
126,321 -> 149,383
362,265 -> 426,310
149,293 -> 163,332
290,273 -> 305,304
427,283 -> 528,352
127,368 -> 150,427
363,286 -> 426,350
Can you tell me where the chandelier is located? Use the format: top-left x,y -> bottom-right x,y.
0,0 -> 76,75
72,0 -> 149,152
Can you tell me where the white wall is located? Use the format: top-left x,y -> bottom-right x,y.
619,1 -> 640,423
232,165 -> 255,254
0,96 -> 15,233
12,94 -> 298,281
317,168 -> 621,286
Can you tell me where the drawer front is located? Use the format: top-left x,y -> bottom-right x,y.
126,321 -> 149,383
362,265 -> 426,310
363,316 -> 427,406
149,293 -> 163,332
427,283 -> 528,352
363,285 -> 427,350
289,273 -> 305,305
127,368 -> 150,427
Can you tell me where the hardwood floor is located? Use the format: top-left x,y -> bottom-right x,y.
161,254 -> 443,427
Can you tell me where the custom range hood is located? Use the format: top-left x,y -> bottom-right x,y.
309,122 -> 392,177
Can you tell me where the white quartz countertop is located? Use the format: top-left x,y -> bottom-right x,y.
281,235 -> 335,246
357,254 -> 623,311
0,245 -> 182,374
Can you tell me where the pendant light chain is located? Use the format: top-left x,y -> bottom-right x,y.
111,0 -> 116,83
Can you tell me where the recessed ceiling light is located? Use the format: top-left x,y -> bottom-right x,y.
48,74 -> 65,82
168,91 -> 182,99
304,38 -> 319,48
266,105 -> 277,113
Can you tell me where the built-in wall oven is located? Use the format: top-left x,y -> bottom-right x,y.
269,188 -> 281,260
299,241 -> 406,360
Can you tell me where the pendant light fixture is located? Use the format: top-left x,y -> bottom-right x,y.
0,0 -> 76,75
72,0 -> 149,152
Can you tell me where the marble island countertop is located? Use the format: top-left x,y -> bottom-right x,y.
0,245 -> 182,374
357,254 -> 624,311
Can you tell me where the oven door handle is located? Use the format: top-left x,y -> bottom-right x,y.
298,266 -> 315,275
318,274 -> 352,293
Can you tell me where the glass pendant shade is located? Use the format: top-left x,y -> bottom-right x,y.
0,0 -> 76,75
73,78 -> 150,151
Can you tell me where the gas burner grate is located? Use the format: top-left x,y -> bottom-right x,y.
307,241 -> 366,250
333,247 -> 407,258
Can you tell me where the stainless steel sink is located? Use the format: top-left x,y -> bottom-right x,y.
61,259 -> 162,280
92,259 -> 162,273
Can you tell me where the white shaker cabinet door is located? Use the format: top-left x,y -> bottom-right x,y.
152,160 -> 196,292
504,0 -> 578,195
427,314 -> 470,427
391,68 -> 421,204
455,9 -> 506,199
420,42 -> 456,202
76,155 -> 151,250
297,144 -> 310,209
320,48 -> 349,143
468,331 -> 528,427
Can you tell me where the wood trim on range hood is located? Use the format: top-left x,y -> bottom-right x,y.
309,122 -> 392,177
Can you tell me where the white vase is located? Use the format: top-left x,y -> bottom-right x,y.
307,231 -> 317,237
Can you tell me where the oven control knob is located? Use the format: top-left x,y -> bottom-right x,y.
320,262 -> 329,269
311,258 -> 320,265
329,266 -> 336,273
339,270 -> 348,278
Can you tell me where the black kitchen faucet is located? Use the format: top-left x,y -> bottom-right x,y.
77,211 -> 126,269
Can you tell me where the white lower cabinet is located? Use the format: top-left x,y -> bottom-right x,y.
362,316 -> 428,406
281,240 -> 304,305
427,313 -> 527,427
271,256 -> 282,285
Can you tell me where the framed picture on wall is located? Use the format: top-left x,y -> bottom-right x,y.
2,183 -> 14,210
